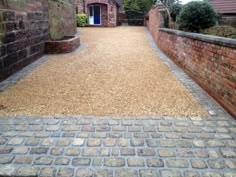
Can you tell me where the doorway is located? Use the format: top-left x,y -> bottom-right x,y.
89,5 -> 101,25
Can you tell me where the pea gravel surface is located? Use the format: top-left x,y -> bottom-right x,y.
0,27 -> 208,117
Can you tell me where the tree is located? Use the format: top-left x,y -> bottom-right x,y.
124,0 -> 156,13
170,3 -> 182,22
177,1 -> 217,32
156,0 -> 180,9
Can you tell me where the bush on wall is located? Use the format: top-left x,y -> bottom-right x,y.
76,13 -> 88,27
177,1 -> 217,32
203,26 -> 236,39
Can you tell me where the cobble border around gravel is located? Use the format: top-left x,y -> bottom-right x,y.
145,28 -> 232,119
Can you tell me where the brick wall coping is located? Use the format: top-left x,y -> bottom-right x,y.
159,28 -> 236,49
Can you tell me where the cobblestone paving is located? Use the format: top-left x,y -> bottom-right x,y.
0,116 -> 236,177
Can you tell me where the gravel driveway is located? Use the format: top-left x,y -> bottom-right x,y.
0,27 -> 207,117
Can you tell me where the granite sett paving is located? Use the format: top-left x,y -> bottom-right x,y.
0,116 -> 236,177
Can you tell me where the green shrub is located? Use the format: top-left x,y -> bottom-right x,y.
177,1 -> 217,32
76,13 -> 88,27
203,25 -> 236,39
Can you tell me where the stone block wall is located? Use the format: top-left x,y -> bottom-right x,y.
146,5 -> 236,117
48,0 -> 77,40
0,0 -> 49,81
0,0 -> 78,81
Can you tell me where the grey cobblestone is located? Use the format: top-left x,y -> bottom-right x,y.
0,116 -> 235,176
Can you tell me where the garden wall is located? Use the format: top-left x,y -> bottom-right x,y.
0,0 -> 77,81
0,0 -> 49,81
146,5 -> 236,117
48,0 -> 77,40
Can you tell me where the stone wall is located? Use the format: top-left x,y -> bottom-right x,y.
48,0 -> 77,40
146,5 -> 236,117
0,0 -> 78,81
0,0 -> 49,81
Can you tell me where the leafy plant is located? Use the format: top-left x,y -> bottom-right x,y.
203,25 -> 236,39
156,0 -> 180,9
177,1 -> 217,32
170,3 -> 182,22
124,0 -> 156,13
76,13 -> 88,27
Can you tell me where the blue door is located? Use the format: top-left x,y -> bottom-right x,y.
94,6 -> 101,25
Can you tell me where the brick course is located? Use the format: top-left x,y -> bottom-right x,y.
146,5 -> 236,118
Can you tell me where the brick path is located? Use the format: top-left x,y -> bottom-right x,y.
0,116 -> 235,177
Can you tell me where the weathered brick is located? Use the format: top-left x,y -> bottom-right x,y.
39,167 -> 56,177
220,149 -> 236,158
58,168 -> 74,177
131,139 -> 144,147
14,156 -> 32,164
118,139 -> 129,147
166,159 -> 189,168
41,138 -> 54,146
121,148 -> 135,156
139,170 -> 160,177
104,138 -> 117,146
72,158 -> 91,166
87,139 -> 102,147
65,148 -> 80,156
202,172 -> 222,177
83,148 -> 99,156
208,159 -> 225,169
158,149 -> 176,157
51,148 -> 64,156
55,157 -> 70,165
184,170 -> 200,177
115,169 -> 138,177
15,166 -> 39,177
191,159 -> 208,169
76,168 -> 93,177
147,158 -> 164,167
34,156 -> 53,165
72,138 -> 85,146
138,149 -> 156,156
92,132 -> 106,138
146,139 -> 158,147
105,158 -> 125,167
0,155 -> 14,164
56,139 -> 70,146
30,147 -> 48,154
224,159 -> 236,169
12,147 -> 28,154
7,138 -> 24,145
160,170 -> 182,177
94,169 -> 112,177
127,158 -> 144,167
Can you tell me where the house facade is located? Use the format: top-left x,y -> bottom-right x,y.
76,0 -> 120,27
208,0 -> 236,27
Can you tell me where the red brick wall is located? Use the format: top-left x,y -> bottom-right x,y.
146,6 -> 236,117
84,0 -> 118,27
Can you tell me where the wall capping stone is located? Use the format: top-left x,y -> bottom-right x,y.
159,28 -> 236,49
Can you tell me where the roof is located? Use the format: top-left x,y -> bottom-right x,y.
208,0 -> 236,14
